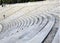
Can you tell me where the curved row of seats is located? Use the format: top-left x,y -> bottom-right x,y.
0,13 -> 47,43
0,11 -> 56,43
0,14 -> 43,39
15,4 -> 55,43
15,1 -> 59,43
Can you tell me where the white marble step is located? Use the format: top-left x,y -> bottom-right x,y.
25,14 -> 55,43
